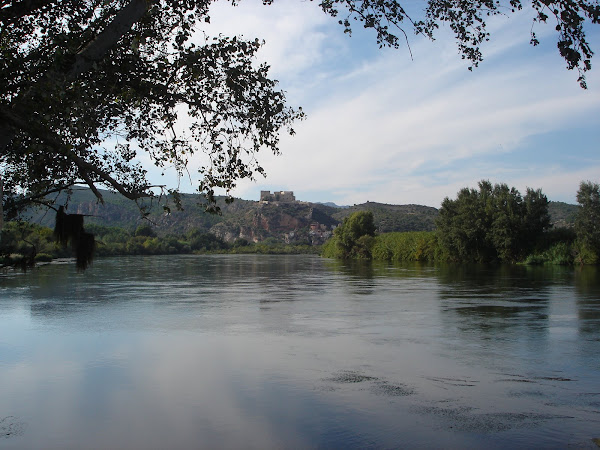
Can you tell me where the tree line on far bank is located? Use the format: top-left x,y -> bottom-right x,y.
3,180 -> 598,268
0,222 -> 316,268
322,180 -> 600,265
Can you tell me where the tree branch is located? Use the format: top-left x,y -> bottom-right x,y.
0,0 -> 53,24
0,0 -> 153,153
67,0 -> 151,81
2,183 -> 73,219
0,106 -> 152,202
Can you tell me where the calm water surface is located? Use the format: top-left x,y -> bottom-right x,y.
1,255 -> 599,449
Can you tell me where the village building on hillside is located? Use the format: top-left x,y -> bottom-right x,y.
260,190 -> 296,203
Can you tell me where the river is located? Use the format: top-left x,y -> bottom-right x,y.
1,255 -> 599,449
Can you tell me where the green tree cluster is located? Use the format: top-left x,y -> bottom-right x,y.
333,203 -> 437,233
90,225 -> 226,256
188,230 -> 229,252
323,180 -> 598,266
0,221 -> 68,266
575,180 -> 600,263
134,224 -> 157,238
322,211 -> 376,259
435,180 -> 551,263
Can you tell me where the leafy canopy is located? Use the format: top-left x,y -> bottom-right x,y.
1,0 -> 306,218
575,180 -> 600,254
324,210 -> 376,259
436,180 -> 551,262
1,0 -> 598,220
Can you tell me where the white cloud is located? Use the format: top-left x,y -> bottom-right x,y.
148,2 -> 600,208
202,2 -> 338,82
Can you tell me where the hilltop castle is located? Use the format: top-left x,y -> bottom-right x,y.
260,190 -> 295,203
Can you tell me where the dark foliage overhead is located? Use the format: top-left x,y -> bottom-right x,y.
1,0 -> 303,218
1,0 -> 597,223
313,0 -> 598,86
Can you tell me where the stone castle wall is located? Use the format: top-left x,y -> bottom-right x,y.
260,191 -> 295,203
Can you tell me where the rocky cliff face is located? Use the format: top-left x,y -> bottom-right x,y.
75,201 -> 140,224
209,202 -> 335,245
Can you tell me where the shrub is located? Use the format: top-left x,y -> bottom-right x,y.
371,232 -> 439,262
573,241 -> 598,265
524,242 -> 574,265
34,253 -> 53,262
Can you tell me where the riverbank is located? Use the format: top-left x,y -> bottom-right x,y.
322,230 -> 598,265
0,221 -> 321,269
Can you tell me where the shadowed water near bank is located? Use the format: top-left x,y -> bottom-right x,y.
1,255 -> 599,449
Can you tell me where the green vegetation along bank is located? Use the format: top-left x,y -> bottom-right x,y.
2,181 -> 594,269
0,222 -> 318,269
323,181 -> 599,265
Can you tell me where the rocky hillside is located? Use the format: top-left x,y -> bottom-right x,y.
333,202 -> 439,233
22,189 -> 577,245
548,201 -> 578,228
23,189 -> 437,244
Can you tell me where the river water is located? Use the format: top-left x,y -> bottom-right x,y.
1,255 -> 599,449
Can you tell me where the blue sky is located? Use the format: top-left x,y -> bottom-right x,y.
148,1 -> 600,207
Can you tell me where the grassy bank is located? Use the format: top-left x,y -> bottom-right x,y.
323,229 -> 597,265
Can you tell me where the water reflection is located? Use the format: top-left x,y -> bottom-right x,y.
436,265 -> 551,333
574,266 -> 600,336
321,258 -> 378,296
1,256 -> 600,449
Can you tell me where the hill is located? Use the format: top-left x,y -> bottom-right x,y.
333,202 -> 439,233
20,190 -> 577,245
547,201 -> 578,228
22,189 -> 437,244
22,189 -> 341,245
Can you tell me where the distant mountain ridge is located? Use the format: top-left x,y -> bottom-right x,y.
316,202 -> 350,209
334,201 -> 439,233
22,189 -> 577,245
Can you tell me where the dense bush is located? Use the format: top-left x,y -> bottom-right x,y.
574,181 -> 600,263
0,221 -> 62,265
436,180 -> 551,263
321,237 -> 343,259
371,232 -> 441,262
524,242 -> 574,265
321,211 -> 376,259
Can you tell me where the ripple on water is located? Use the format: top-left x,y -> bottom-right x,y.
325,370 -> 378,384
424,376 -> 480,387
507,389 -> 546,398
0,416 -> 26,439
371,381 -> 415,397
414,405 -> 573,433
322,370 -> 415,398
